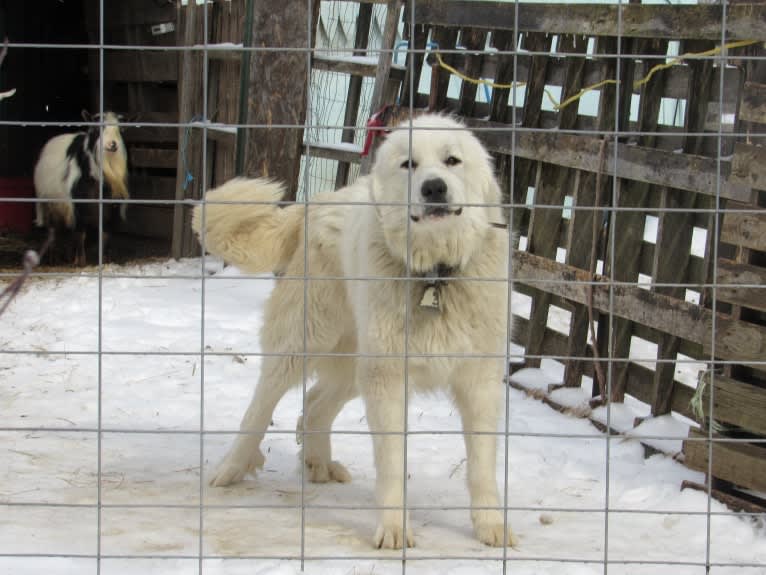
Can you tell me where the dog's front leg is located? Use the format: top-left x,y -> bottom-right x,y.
360,359 -> 414,549
452,366 -> 518,548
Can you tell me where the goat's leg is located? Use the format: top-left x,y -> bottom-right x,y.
74,229 -> 87,267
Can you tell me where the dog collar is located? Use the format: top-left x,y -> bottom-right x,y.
418,263 -> 455,312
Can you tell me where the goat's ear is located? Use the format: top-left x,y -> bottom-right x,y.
81,109 -> 92,122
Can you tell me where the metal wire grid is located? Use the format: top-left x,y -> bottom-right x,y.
1,1 -> 765,574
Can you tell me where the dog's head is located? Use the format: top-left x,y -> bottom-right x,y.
370,114 -> 502,273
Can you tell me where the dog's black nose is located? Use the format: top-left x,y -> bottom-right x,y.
421,178 -> 448,204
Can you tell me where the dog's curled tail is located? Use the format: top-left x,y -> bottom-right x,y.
191,177 -> 303,274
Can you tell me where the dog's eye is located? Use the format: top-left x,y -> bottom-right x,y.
400,159 -> 418,170
445,156 -> 462,167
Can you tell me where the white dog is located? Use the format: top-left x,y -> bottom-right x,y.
192,114 -> 515,549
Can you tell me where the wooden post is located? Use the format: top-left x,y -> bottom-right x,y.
522,34 -> 586,380
334,3 -> 373,189
172,1 -> 203,259
360,0 -> 403,175
241,0 -> 319,200
650,40 -> 716,414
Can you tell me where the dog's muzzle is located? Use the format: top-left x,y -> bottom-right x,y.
410,178 -> 463,222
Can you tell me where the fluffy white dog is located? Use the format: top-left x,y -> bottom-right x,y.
192,114 -> 515,549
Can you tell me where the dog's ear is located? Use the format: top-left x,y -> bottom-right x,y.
479,156 -> 503,206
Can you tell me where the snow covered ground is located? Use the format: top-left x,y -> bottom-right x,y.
1,259 -> 764,575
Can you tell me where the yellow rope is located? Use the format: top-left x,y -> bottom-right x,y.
433,51 -> 522,90
433,52 -> 562,109
555,79 -> 619,112
432,39 -> 760,113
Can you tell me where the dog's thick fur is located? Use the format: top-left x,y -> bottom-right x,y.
192,114 -> 514,549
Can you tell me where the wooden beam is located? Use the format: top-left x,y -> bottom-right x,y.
730,142 -> 766,191
172,1 -> 204,259
513,250 -> 766,363
716,258 -> 766,312
684,429 -> 766,493
740,81 -> 766,124
301,142 -> 363,165
469,124 -> 754,203
681,480 -> 766,515
721,202 -> 766,252
312,54 -> 406,81
697,372 -> 766,436
413,2 -> 766,40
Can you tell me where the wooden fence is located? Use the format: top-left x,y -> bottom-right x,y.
386,1 -> 765,506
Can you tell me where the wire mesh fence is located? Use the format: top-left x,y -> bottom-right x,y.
0,1 -> 765,574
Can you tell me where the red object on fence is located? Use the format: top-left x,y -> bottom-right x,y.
0,177 -> 35,234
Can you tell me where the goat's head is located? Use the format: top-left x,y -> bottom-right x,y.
82,110 -> 124,156
81,110 -> 129,200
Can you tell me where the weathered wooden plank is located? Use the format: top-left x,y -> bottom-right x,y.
684,429 -> 766,493
704,315 -> 766,365
650,39 -> 716,416
469,125 -> 754,203
302,142 -> 362,165
486,29 -> 517,218
524,34 -> 587,379
487,30 -> 518,124
681,480 -> 766,515
721,202 -> 766,251
606,37 -> 667,403
429,27 -> 461,112
513,250 -> 766,363
716,258 -> 766,313
730,142 -> 766,191
508,33 -> 553,286
413,2 -> 766,41
398,16 -> 429,110
415,93 -> 736,147
697,372 -> 766,436
740,81 -> 766,124
312,54 -> 407,81
456,29 -> 488,117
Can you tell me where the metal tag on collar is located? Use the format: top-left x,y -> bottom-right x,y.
420,282 -> 442,311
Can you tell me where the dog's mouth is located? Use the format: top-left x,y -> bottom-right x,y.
410,206 -> 463,222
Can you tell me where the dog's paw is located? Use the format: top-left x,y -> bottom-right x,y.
474,520 -> 518,548
305,457 -> 352,483
374,514 -> 415,549
208,448 -> 265,487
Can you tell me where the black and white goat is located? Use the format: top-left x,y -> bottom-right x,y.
34,110 -> 129,265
